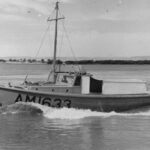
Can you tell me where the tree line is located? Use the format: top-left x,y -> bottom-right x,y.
2,58 -> 150,64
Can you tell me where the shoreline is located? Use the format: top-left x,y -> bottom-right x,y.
1,59 -> 150,65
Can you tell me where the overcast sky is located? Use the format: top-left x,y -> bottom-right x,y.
0,0 -> 150,58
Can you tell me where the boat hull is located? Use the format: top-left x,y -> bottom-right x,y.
0,86 -> 150,112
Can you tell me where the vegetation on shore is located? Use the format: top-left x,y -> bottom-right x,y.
1,58 -> 150,65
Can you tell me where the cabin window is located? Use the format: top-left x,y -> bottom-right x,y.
62,75 -> 68,83
74,76 -> 81,86
90,77 -> 103,93
58,74 -> 74,85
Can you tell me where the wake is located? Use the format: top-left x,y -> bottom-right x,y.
0,102 -> 43,115
1,102 -> 150,119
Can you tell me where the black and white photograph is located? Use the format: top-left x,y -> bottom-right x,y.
0,0 -> 150,150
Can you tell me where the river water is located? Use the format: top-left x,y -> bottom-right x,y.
0,63 -> 150,150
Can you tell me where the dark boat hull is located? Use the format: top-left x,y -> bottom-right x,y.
0,86 -> 150,112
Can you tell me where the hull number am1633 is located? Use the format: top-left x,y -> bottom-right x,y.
15,94 -> 72,108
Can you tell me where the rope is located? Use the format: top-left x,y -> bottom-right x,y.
61,21 -> 81,72
58,23 -> 64,59
23,6 -> 56,83
58,9 -> 81,72
35,24 -> 51,57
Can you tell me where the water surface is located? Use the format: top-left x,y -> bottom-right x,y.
0,64 -> 150,150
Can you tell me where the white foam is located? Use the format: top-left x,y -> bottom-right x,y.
29,103 -> 150,119
2,102 -> 150,119
25,103 -> 113,119
0,102 -> 43,114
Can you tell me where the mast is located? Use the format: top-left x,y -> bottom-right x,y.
47,1 -> 64,83
53,1 -> 59,82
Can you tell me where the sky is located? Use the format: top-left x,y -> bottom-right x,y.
0,0 -> 150,58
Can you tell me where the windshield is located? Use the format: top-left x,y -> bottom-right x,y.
56,73 -> 75,85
